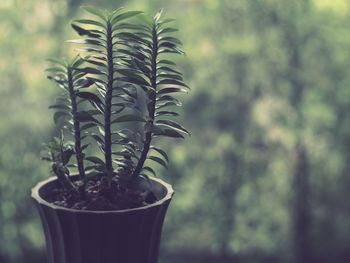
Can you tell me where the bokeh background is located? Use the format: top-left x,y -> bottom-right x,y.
1,0 -> 350,262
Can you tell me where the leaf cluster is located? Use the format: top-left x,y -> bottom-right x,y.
42,6 -> 189,192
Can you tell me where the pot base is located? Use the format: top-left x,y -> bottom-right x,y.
32,176 -> 174,263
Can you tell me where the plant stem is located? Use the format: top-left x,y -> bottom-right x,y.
132,24 -> 158,178
67,68 -> 85,180
104,21 -> 114,178
53,163 -> 79,194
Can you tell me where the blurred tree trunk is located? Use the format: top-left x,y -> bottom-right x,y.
286,34 -> 312,263
292,143 -> 311,263
286,36 -> 312,263
286,28 -> 312,263
214,1 -> 267,257
276,1 -> 312,262
217,151 -> 242,258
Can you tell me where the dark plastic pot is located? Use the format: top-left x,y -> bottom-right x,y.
31,176 -> 174,263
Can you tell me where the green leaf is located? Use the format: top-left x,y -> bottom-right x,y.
155,111 -> 179,117
159,47 -> 184,55
158,41 -> 176,49
75,78 -> 95,88
150,146 -> 169,162
118,76 -> 150,87
154,128 -> 185,139
133,59 -> 151,74
72,72 -> 87,83
112,151 -> 133,158
156,119 -> 190,135
116,68 -> 139,77
111,7 -> 125,18
62,147 -> 74,165
112,106 -> 125,115
158,36 -> 182,45
144,122 -> 163,133
157,95 -> 181,103
157,18 -> 176,26
115,48 -> 147,61
47,75 -> 66,87
154,9 -> 164,22
66,39 -> 105,47
77,91 -> 103,105
156,101 -> 182,110
49,104 -> 71,110
157,79 -> 188,87
113,129 -> 136,141
46,67 -> 66,74
76,111 -> 99,123
141,166 -> 157,177
86,156 -> 105,166
98,125 -> 105,137
76,47 -> 105,54
71,55 -> 88,68
157,87 -> 187,95
148,156 -> 168,169
122,85 -> 137,99
112,114 -> 146,123
158,59 -> 176,66
90,133 -> 105,146
47,58 -> 67,67
90,55 -> 107,61
85,109 -> 102,115
113,158 -> 135,168
71,24 -> 101,38
113,22 -> 149,31
114,94 -> 135,103
85,59 -> 107,68
54,111 -> 70,124
111,11 -> 143,25
81,144 -> 89,151
82,6 -> 107,21
158,42 -> 177,49
158,73 -> 183,81
158,27 -> 179,34
157,66 -> 182,75
94,164 -> 106,172
75,19 -> 105,28
88,101 -> 105,114
87,76 -> 107,85
80,123 -> 97,131
77,67 -> 106,75
116,32 -> 148,45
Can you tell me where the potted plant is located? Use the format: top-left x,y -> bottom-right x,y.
31,6 -> 189,263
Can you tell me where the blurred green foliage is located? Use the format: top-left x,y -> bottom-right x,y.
1,0 -> 350,262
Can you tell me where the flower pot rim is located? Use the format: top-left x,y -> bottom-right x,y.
31,176 -> 174,214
